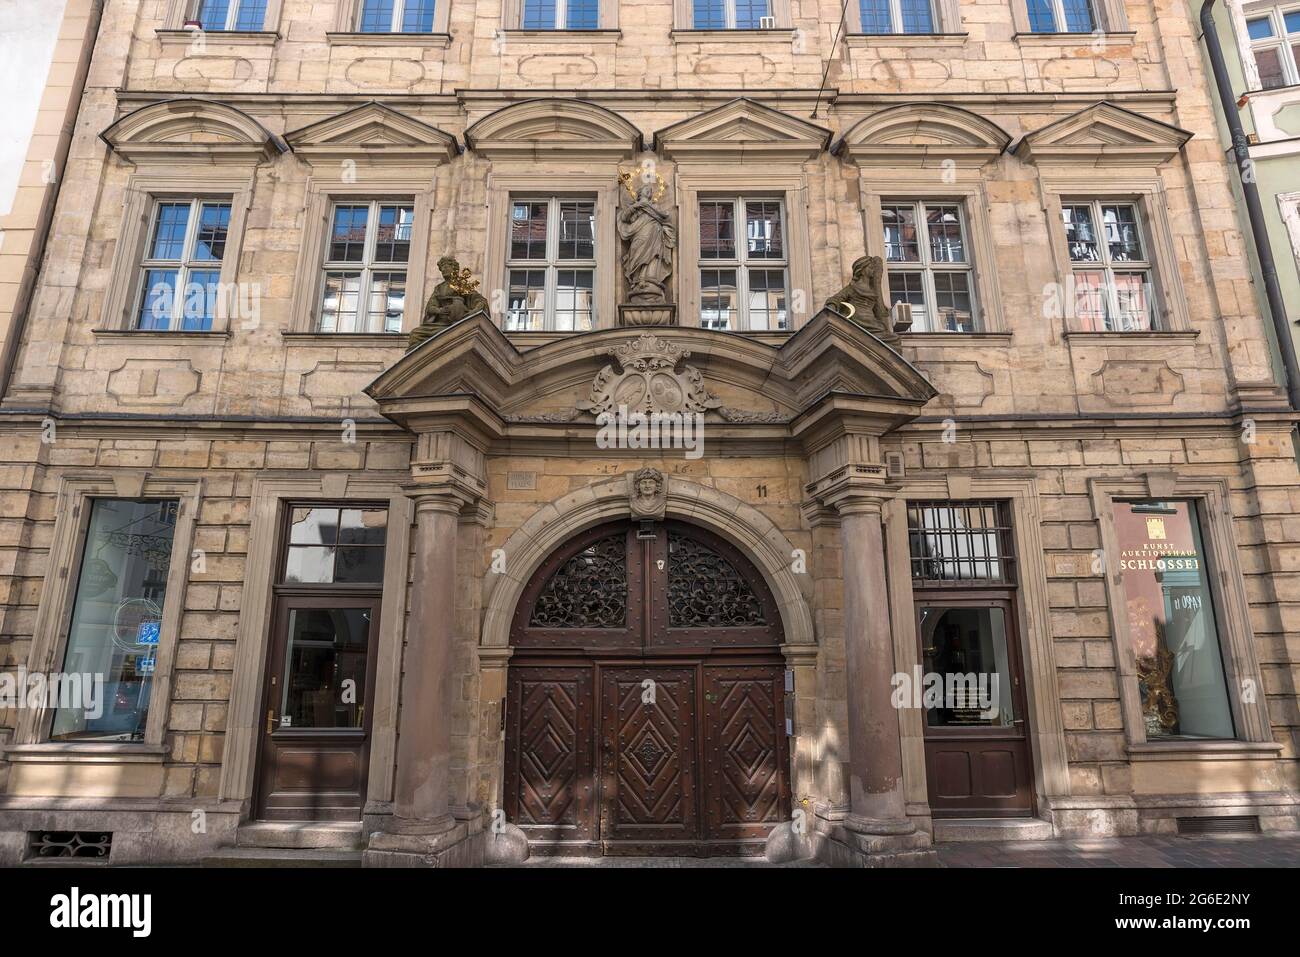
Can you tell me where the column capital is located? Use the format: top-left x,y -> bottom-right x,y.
800,462 -> 894,527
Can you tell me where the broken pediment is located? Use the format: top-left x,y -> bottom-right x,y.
365,313 -> 936,440
464,99 -> 643,161
835,104 -> 1011,168
1014,102 -> 1191,167
285,102 -> 459,165
653,98 -> 831,163
102,97 -> 286,165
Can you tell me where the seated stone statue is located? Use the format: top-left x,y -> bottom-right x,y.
824,255 -> 898,344
406,255 -> 490,351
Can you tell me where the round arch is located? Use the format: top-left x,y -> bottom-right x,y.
481,475 -> 815,653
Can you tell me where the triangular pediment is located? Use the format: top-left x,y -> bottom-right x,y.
835,104 -> 1010,168
654,99 -> 830,163
1014,102 -> 1191,167
102,98 -> 285,165
365,314 -> 935,441
464,99 -> 643,161
285,102 -> 459,165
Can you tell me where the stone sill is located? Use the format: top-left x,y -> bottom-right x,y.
156,29 -> 279,46
93,329 -> 230,342
670,28 -> 796,43
325,31 -> 451,47
1013,31 -> 1137,46
1126,740 -> 1283,762
282,332 -> 406,346
499,29 -> 622,42
4,743 -> 166,764
902,331 -> 1013,343
845,32 -> 969,46
1064,330 -> 1200,344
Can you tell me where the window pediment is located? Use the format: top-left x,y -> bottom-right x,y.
653,98 -> 831,163
1014,102 -> 1192,167
285,102 -> 459,166
464,99 -> 643,161
102,98 -> 285,166
834,104 -> 1011,168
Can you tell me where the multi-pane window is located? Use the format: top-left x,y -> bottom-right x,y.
699,198 -> 789,331
136,199 -> 231,331
50,499 -> 180,742
319,201 -> 414,334
506,197 -> 596,332
191,0 -> 267,30
1247,6 -> 1300,89
882,202 -> 977,332
523,0 -> 599,28
358,0 -> 438,32
908,501 -> 1016,587
693,0 -> 772,29
1026,0 -> 1095,32
859,0 -> 935,32
284,506 -> 388,584
1060,200 -> 1156,332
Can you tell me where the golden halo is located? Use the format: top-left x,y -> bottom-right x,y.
619,168 -> 668,202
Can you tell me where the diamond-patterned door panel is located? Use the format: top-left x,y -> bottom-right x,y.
702,665 -> 791,841
505,666 -> 596,841
600,667 -> 699,843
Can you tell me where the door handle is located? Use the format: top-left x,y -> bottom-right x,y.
266,709 -> 275,734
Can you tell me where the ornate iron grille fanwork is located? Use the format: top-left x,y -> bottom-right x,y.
529,534 -> 627,628
27,831 -> 112,860
667,533 -> 766,627
907,501 -> 1016,586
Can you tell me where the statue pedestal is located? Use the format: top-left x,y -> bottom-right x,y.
618,302 -> 677,327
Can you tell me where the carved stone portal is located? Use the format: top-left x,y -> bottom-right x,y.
628,467 -> 667,521
576,334 -> 721,417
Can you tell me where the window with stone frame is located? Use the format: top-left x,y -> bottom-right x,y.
520,0 -> 600,28
692,0 -> 773,28
505,196 -> 597,332
858,0 -> 937,32
318,200 -> 415,334
698,196 -> 789,331
882,201 -> 978,333
1025,0 -> 1096,31
357,0 -> 438,31
1247,5 -> 1300,89
134,198 -> 232,332
186,0 -> 268,29
1059,199 -> 1158,332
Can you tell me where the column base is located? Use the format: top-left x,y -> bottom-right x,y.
813,806 -> 941,868
362,815 -> 482,868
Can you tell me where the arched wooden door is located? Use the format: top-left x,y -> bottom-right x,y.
504,520 -> 791,857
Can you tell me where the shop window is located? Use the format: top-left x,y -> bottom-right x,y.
50,500 -> 181,742
1114,500 -> 1235,739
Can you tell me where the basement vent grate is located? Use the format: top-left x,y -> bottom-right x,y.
1176,816 -> 1260,836
26,830 -> 113,860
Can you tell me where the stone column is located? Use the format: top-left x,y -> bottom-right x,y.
364,492 -> 473,866
833,496 -> 936,866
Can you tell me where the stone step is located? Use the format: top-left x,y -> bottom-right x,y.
235,821 -> 365,850
202,846 -> 362,868
933,817 -> 1055,843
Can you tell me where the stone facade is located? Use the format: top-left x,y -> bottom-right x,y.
0,0 -> 1297,866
